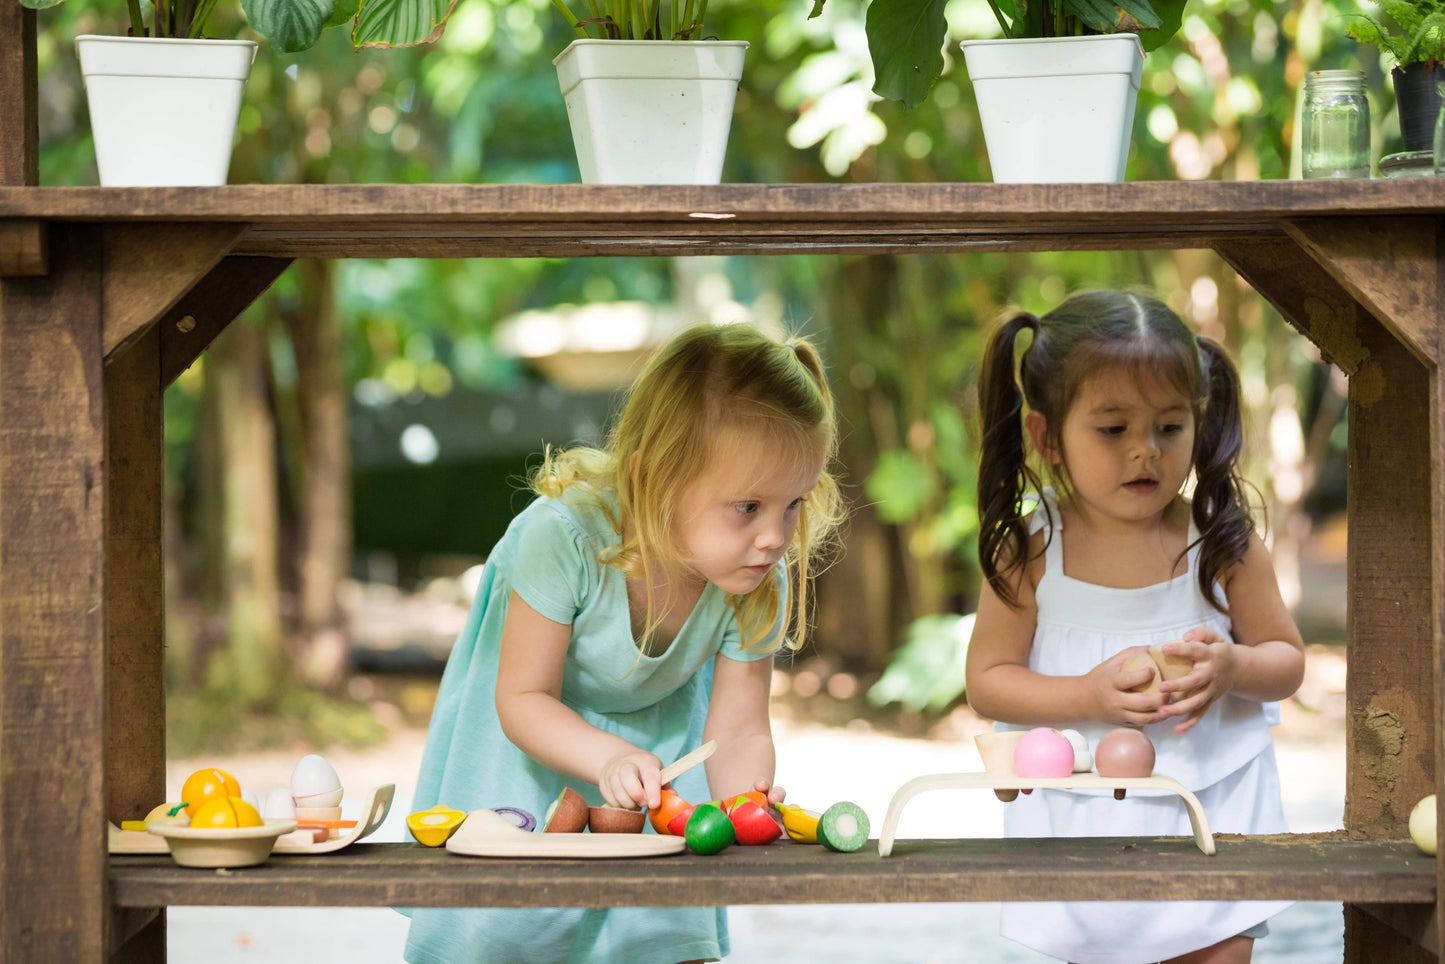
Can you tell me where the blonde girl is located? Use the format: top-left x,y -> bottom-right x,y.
404,322 -> 844,964
965,290 -> 1305,964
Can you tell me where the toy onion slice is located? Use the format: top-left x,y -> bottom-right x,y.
492,807 -> 537,832
816,801 -> 870,852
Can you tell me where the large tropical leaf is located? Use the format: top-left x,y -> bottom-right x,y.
1136,0 -> 1183,49
865,0 -> 950,108
242,0 -> 335,51
1064,0 -> 1161,36
353,0 -> 456,47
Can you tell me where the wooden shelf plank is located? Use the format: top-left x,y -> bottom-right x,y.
110,835 -> 1434,909
0,182 -> 1442,259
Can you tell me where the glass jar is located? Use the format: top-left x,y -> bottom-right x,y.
1302,70 -> 1371,179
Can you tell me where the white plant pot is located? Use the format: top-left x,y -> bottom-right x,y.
553,39 -> 748,185
76,35 -> 257,187
959,34 -> 1144,183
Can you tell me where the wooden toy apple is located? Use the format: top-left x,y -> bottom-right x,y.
683,802 -> 735,855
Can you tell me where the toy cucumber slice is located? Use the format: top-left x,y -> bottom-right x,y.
816,801 -> 869,852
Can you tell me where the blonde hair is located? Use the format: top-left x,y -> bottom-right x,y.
531,323 -> 846,655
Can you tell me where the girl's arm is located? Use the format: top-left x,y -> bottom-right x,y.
1159,533 -> 1306,734
701,652 -> 782,804
495,591 -> 666,810
966,561 -> 1165,727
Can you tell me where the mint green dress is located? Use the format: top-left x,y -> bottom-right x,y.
403,486 -> 781,964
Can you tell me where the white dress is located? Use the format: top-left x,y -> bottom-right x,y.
998,492 -> 1291,964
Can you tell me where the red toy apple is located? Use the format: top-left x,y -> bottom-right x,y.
727,799 -> 782,845
666,803 -> 698,837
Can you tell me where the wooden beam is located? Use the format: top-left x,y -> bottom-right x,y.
158,257 -> 293,388
1,226 -> 108,961
1213,236 -> 1372,375
1286,217 -> 1440,369
0,220 -> 47,276
102,223 -> 247,361
0,4 -> 38,187
1434,223 -> 1445,962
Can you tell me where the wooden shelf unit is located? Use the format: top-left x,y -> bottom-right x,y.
3,25 -> 1443,964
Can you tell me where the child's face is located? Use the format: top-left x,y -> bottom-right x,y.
1034,370 -> 1195,525
672,433 -> 825,595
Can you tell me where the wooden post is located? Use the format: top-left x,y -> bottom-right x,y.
104,326 -> 167,964
0,227 -> 108,961
0,2 -> 39,187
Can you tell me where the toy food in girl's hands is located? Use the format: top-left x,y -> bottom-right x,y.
649,787 -> 692,834
178,767 -> 241,817
1123,644 -> 1193,700
1012,727 -> 1076,779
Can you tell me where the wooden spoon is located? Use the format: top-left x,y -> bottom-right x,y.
659,740 -> 717,787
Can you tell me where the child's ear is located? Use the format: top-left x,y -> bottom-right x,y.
1025,411 -> 1060,464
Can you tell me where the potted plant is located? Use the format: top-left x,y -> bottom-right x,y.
839,0 -> 1186,182
20,0 -> 446,186
1348,0 -> 1445,152
548,1 -> 749,183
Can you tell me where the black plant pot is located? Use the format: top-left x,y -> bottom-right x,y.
1391,61 -> 1445,152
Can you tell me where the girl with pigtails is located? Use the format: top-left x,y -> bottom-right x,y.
964,290 -> 1306,964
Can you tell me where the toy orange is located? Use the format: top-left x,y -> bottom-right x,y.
648,787 -> 692,835
189,796 -> 264,829
179,767 -> 241,817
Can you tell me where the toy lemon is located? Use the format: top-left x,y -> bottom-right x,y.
190,796 -> 264,829
408,805 -> 467,847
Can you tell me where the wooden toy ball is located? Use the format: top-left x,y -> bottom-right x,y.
1012,727 -> 1076,779
1095,728 -> 1155,798
1410,794 -> 1436,856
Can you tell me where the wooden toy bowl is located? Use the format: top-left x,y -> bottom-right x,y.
147,818 -> 298,868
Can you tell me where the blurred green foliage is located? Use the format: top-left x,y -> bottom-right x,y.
31,0 -> 1378,735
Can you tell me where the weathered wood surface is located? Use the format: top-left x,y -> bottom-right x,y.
1,227 -> 109,961
110,836 -> 1434,909
0,219 -> 46,275
0,182 -> 1442,258
0,4 -> 38,188
158,256 -> 293,387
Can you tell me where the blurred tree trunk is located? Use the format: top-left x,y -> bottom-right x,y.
208,318 -> 285,706
278,259 -> 352,692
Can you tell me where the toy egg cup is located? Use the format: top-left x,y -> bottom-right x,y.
147,818 -> 298,868
973,731 -> 1025,801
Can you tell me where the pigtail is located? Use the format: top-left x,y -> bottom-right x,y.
1191,336 -> 1254,608
977,313 -> 1041,608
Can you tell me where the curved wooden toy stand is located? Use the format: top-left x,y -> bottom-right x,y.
878,772 -> 1215,857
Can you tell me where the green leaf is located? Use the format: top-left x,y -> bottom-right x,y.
865,450 -> 937,523
18,0 -> 64,9
326,0 -> 360,30
808,0 -> 826,17
866,0 -> 949,109
867,613 -> 976,712
1138,0 -> 1183,49
353,0 -> 456,47
1064,0 -> 1160,36
242,0 -> 334,51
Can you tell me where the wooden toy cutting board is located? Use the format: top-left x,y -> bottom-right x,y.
446,808 -> 685,858
108,784 -> 395,856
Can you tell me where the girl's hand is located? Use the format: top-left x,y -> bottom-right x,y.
1157,629 -> 1241,734
751,778 -> 786,807
599,749 -> 664,811
1085,647 -> 1168,726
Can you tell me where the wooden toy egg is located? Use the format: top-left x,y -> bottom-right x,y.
290,754 -> 343,808
1012,727 -> 1075,779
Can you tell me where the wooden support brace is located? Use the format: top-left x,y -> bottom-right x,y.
158,256 -> 294,388
0,219 -> 47,275
102,223 -> 248,361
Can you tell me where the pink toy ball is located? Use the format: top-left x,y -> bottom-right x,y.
1012,727 -> 1076,779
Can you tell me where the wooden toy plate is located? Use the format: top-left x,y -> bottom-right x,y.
108,784 -> 395,857
446,808 -> 686,859
878,772 -> 1215,857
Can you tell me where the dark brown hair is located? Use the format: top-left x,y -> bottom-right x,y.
977,290 -> 1252,609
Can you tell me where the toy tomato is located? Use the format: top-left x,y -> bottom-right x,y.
727,799 -> 782,845
649,788 -> 692,835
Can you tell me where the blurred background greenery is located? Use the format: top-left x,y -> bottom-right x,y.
32,0 -> 1386,752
